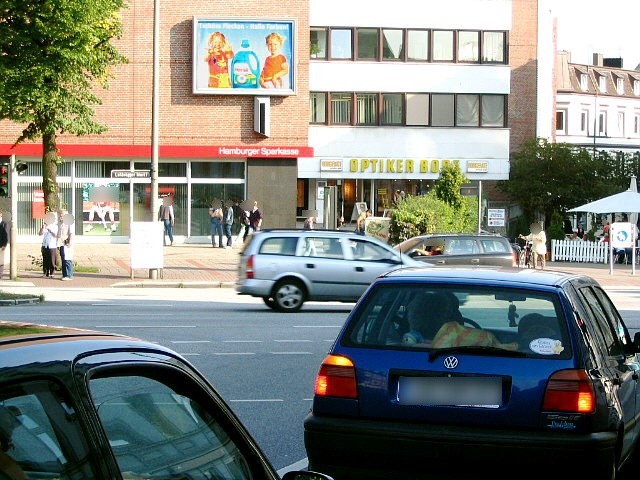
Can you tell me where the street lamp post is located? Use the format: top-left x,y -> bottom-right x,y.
149,0 -> 160,279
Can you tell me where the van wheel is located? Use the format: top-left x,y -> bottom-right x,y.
272,279 -> 305,312
263,297 -> 276,310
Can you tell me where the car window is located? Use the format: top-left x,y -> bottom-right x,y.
577,286 -> 624,356
444,239 -> 479,255
301,237 -> 344,259
258,236 -> 297,255
0,380 -> 97,479
480,239 -> 509,253
350,238 -> 397,261
89,370 -> 257,480
592,286 -> 633,352
342,283 -> 570,358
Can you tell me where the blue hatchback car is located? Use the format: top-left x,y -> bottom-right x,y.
304,267 -> 640,479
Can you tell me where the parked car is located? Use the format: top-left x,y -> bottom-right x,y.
304,267 -> 640,479
0,322 -> 332,480
394,233 -> 518,267
237,229 -> 423,312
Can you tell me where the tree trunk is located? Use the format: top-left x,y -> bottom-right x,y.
42,131 -> 60,213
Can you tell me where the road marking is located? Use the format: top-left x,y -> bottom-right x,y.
212,352 -> 255,356
171,341 -> 211,344
95,325 -> 197,328
223,340 -> 263,343
229,398 -> 284,403
90,303 -> 174,307
293,325 -> 343,328
273,339 -> 313,343
270,351 -> 313,355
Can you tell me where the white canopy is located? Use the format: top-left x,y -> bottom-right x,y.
567,189 -> 640,214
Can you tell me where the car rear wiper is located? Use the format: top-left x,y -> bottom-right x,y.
429,345 -> 527,362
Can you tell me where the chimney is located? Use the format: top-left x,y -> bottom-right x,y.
593,53 -> 603,66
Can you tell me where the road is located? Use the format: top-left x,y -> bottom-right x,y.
1,286 -> 639,474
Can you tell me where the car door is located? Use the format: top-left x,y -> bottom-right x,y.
75,352 -> 280,480
441,237 -> 482,265
296,235 -> 352,300
577,286 -> 640,457
345,237 -> 405,299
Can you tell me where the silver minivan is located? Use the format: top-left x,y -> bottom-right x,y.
236,229 -> 423,312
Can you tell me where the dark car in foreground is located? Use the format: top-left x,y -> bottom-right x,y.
304,267 -> 640,479
394,233 -> 517,267
0,322 -> 331,480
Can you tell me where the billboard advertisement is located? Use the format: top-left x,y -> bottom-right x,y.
193,18 -> 295,96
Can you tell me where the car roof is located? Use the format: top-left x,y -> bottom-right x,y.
376,266 -> 594,288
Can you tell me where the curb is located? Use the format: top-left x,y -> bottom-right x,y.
110,281 -> 236,288
0,298 -> 43,306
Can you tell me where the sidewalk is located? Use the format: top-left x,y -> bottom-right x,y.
1,241 -> 639,289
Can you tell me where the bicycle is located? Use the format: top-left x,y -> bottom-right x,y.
518,240 -> 533,268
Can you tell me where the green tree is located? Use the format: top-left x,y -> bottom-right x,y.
0,0 -> 127,212
434,161 -> 468,210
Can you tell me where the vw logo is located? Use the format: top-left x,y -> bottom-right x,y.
443,356 -> 459,369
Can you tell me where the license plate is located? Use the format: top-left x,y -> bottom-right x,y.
397,376 -> 502,407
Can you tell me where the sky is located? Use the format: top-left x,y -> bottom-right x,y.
550,0 -> 640,70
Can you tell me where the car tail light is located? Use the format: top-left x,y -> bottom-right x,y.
314,354 -> 357,399
542,369 -> 595,414
245,255 -> 254,279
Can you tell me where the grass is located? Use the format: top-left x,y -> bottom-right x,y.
0,291 -> 44,302
0,324 -> 57,337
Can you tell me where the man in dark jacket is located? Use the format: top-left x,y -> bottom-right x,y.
0,210 -> 8,279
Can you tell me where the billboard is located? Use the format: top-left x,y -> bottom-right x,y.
193,18 -> 295,96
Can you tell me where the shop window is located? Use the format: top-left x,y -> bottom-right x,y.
356,93 -> 378,125
432,30 -> 454,61
481,95 -> 505,127
357,28 -> 379,60
456,94 -> 479,126
382,93 -> 403,125
482,31 -> 505,63
431,94 -> 454,126
310,92 -> 327,124
310,28 -> 327,59
382,29 -> 404,60
457,31 -> 479,63
330,93 -> 352,124
133,162 -> 186,177
76,161 -> 128,178
406,93 -> 429,126
407,29 -> 429,61
191,162 -> 244,179
330,29 -> 352,59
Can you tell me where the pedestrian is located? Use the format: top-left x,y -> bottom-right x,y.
356,208 -> 372,235
303,215 -> 315,230
249,201 -> 263,234
241,209 -> 251,242
223,202 -> 234,248
209,201 -> 224,248
158,197 -> 175,246
38,212 -> 58,278
519,222 -> 547,269
57,209 -> 75,281
0,210 -> 8,279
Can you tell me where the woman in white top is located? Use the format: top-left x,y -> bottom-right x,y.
39,213 -> 59,278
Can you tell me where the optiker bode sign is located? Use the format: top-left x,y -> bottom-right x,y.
350,158 -> 460,173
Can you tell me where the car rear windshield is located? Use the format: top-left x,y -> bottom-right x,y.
343,283 -> 571,358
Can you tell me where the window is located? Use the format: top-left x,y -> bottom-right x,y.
357,28 -> 379,60
407,29 -> 429,61
580,110 -> 589,133
457,31 -> 479,62
0,381 -> 97,478
598,111 -> 607,135
556,110 -> 567,134
330,29 -> 352,59
310,92 -> 327,123
482,31 -> 505,63
431,94 -> 454,126
598,74 -> 607,93
616,76 -> 625,95
456,94 -> 479,126
90,372 -> 255,479
634,113 -> 640,135
356,93 -> 378,125
406,93 -> 429,126
310,28 -> 327,59
258,236 -> 298,255
330,92 -> 352,124
634,80 -> 640,96
617,112 -> 625,136
481,95 -> 505,127
382,93 -> 403,125
579,73 -> 589,91
382,29 -> 404,60
432,30 -> 454,61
